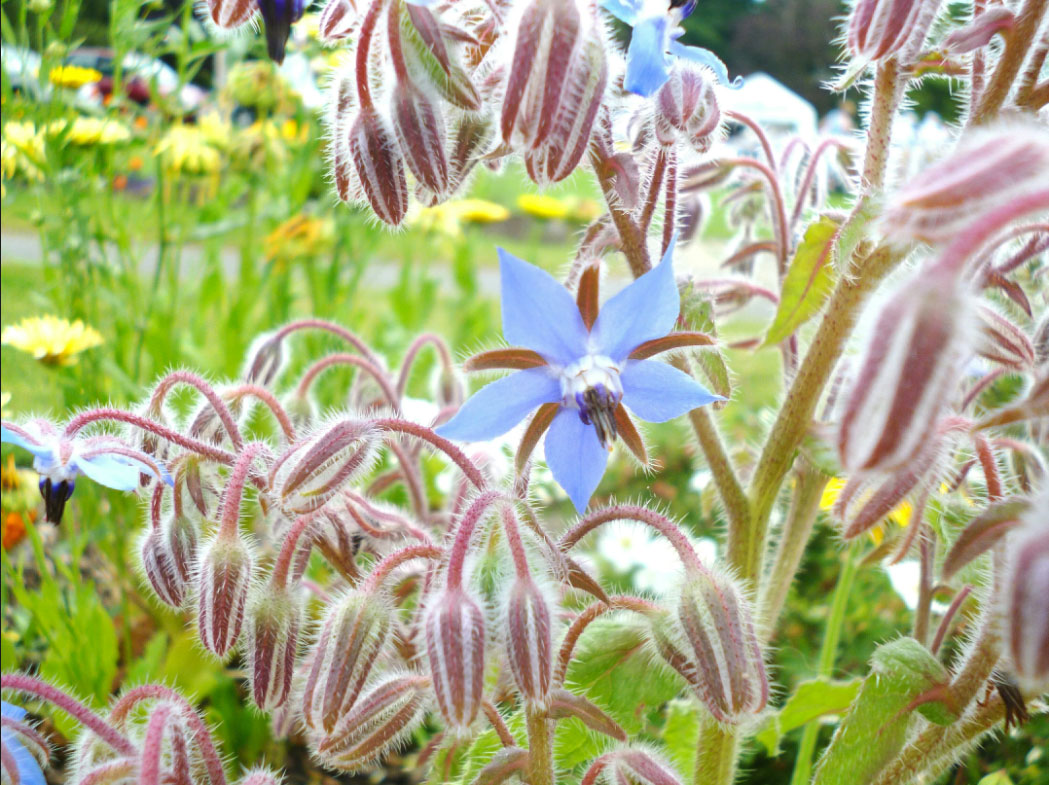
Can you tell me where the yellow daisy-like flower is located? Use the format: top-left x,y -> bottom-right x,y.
229,121 -> 288,171
48,117 -> 131,146
517,193 -> 570,220
2,122 -> 46,181
1,315 -> 104,366
154,125 -> 222,176
264,214 -> 335,269
821,476 -> 913,545
196,112 -> 234,152
49,65 -> 103,89
411,199 -> 510,237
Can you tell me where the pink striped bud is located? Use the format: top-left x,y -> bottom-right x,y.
270,418 -> 376,516
301,591 -> 391,732
205,0 -> 256,30
391,81 -> 450,198
312,673 -> 429,772
196,530 -> 254,658
424,586 -> 486,732
883,125 -> 1049,245
674,567 -> 768,724
1005,492 -> 1049,692
654,66 -> 721,151
347,108 -> 409,226
139,515 -> 197,608
243,333 -> 284,387
975,306 -> 1036,369
846,0 -> 941,63
400,4 -> 482,112
311,509 -> 362,582
944,6 -> 1014,54
837,268 -> 975,474
505,577 -> 553,705
602,748 -> 684,785
245,585 -> 302,710
179,455 -> 219,519
235,769 -> 283,785
448,115 -> 493,190
318,0 -> 356,42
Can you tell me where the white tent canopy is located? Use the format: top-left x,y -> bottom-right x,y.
718,72 -> 820,140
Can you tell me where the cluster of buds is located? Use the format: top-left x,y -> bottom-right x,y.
845,0 -> 943,66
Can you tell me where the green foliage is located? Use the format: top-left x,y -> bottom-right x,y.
755,678 -> 861,757
764,215 -> 840,346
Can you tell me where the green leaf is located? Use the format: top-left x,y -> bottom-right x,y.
754,678 -> 861,756
564,614 -> 684,734
977,771 -> 1014,785
763,215 -> 840,346
662,699 -> 701,776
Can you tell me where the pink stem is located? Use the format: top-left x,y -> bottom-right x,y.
790,138 -> 852,227
217,443 -> 270,538
274,321 -> 381,366
554,595 -> 659,684
296,353 -> 399,411
446,490 -> 503,587
373,418 -> 486,490
150,482 -> 164,530
147,371 -> 244,450
63,409 -> 236,465
271,513 -> 318,587
79,760 -> 137,785
720,157 -> 790,275
395,333 -> 455,401
138,704 -> 173,785
931,585 -> 974,656
355,0 -> 383,108
499,504 -> 531,578
361,544 -> 443,592
560,504 -> 703,573
385,437 -> 429,520
726,110 -> 778,173
225,385 -> 296,441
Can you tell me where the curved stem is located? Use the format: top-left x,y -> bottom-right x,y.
720,157 -> 790,275
63,409 -> 236,465
560,504 -> 703,573
226,384 -> 296,441
139,704 -> 174,785
361,544 -> 443,592
554,596 -> 659,685
297,353 -> 399,411
271,513 -> 317,586
274,319 -> 381,366
217,443 -> 269,539
446,490 -> 503,587
725,110 -> 778,173
147,370 -> 244,450
971,0 -> 1047,124
640,148 -> 668,232
790,138 -> 851,228
396,333 -> 454,401
483,701 -> 516,748
373,418 -> 486,490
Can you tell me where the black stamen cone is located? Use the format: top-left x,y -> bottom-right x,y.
993,671 -> 1029,731
39,477 -> 75,524
257,0 -> 303,65
583,388 -> 619,449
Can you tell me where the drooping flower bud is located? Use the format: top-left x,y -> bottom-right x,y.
846,0 -> 942,64
975,305 -> 1036,369
312,673 -> 429,773
346,108 -> 409,226
673,567 -> 768,724
654,65 -> 721,152
318,0 -> 357,43
837,267 -> 975,474
196,530 -> 254,658
140,515 -> 198,608
204,0 -> 256,30
943,6 -> 1015,54
245,584 -> 302,710
310,508 -> 362,582
424,586 -> 486,732
390,80 -> 450,198
270,418 -> 377,516
243,332 -> 284,387
505,576 -> 553,705
301,591 -> 391,733
600,748 -> 684,785
1005,491 -> 1049,692
882,125 -> 1049,246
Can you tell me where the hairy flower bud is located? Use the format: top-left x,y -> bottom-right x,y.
245,585 -> 302,710
301,591 -> 391,732
196,530 -> 254,658
243,333 -> 284,387
391,81 -> 450,198
674,567 -> 768,724
846,0 -> 941,63
883,125 -> 1049,245
312,673 -> 429,772
602,748 -> 684,785
140,515 -> 197,608
654,66 -> 721,151
505,577 -> 553,705
448,115 -> 493,190
975,305 -> 1036,369
347,108 -> 409,226
424,586 -> 486,731
318,0 -> 356,42
838,268 -> 974,474
311,508 -> 362,582
1005,494 -> 1049,691
205,0 -> 255,30
270,418 -> 376,516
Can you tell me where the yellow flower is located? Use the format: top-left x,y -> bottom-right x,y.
229,121 -> 288,171
411,199 -> 510,237
49,65 -> 103,89
154,125 -> 222,176
517,193 -> 570,220
2,122 -> 46,180
197,112 -> 234,152
820,476 -> 913,545
1,315 -> 104,366
48,117 -> 131,146
264,214 -> 335,269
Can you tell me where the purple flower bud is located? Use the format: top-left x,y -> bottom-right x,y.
318,0 -> 356,42
674,567 -> 768,724
604,748 -> 684,785
245,585 -> 302,710
448,115 -> 494,190
654,66 -> 720,151
139,515 -> 197,608
347,108 -> 409,226
270,418 -> 376,516
243,333 -> 284,387
196,530 -> 254,658
505,577 -> 553,706
975,305 -> 1036,369
390,81 -> 450,198
301,591 -> 391,733
312,673 -> 429,773
943,6 -> 1015,54
204,0 -> 256,30
846,0 -> 941,63
424,586 -> 486,732
1005,494 -> 1049,692
837,268 -> 975,474
179,455 -> 219,519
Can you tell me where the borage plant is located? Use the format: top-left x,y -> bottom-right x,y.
3,0 -> 1048,784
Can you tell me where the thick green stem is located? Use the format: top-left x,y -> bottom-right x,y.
860,60 -> 901,191
693,718 -> 738,785
790,541 -> 862,785
526,706 -> 554,785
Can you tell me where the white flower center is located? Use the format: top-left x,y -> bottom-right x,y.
558,355 -> 623,450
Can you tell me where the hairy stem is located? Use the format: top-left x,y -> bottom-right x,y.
686,404 -> 750,547
971,0 -> 1047,124
526,705 -> 554,785
693,719 -> 738,785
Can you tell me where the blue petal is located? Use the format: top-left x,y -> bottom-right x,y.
624,15 -> 673,97
436,369 -> 561,443
544,408 -> 608,512
598,0 -> 640,24
1,702 -> 27,721
0,426 -> 52,459
498,249 -> 588,366
668,41 -> 743,88
1,729 -> 46,785
74,454 -> 148,491
621,360 -> 722,422
590,235 -> 681,362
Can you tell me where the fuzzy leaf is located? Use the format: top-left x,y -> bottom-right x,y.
942,497 -> 1029,579
754,678 -> 861,756
764,215 -> 840,346
661,699 -> 701,776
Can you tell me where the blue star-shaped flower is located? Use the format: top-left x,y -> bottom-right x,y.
1,702 -> 46,785
436,239 -> 721,511
601,0 -> 741,97
1,420 -> 172,523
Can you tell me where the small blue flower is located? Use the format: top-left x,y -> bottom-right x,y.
1,420 -> 172,524
601,0 -> 741,97
436,239 -> 722,511
1,702 -> 47,785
